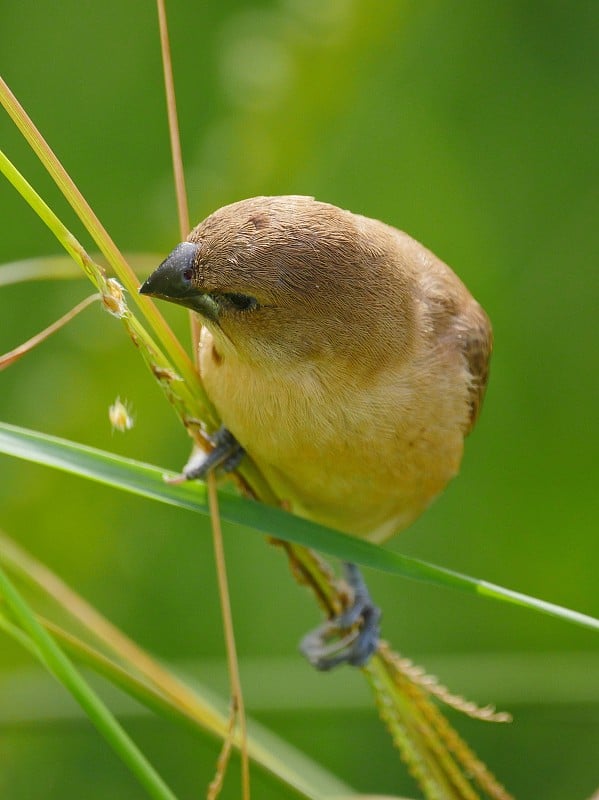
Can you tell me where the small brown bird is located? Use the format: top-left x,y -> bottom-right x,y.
140,195 -> 492,668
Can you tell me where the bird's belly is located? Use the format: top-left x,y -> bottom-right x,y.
201,336 -> 467,543
255,427 -> 463,543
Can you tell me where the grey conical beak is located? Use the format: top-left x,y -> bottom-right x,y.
139,241 -> 200,305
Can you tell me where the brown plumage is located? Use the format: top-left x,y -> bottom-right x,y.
142,195 -> 492,543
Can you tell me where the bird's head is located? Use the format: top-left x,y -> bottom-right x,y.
140,196 -> 414,371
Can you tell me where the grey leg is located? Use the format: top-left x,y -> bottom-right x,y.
300,562 -> 381,670
183,426 -> 244,480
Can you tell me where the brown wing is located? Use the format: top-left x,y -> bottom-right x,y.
460,303 -> 493,432
415,249 -> 493,434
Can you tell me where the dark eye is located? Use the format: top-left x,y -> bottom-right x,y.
221,292 -> 259,312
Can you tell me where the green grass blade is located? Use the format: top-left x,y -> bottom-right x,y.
0,79 -> 201,398
0,566 -> 179,800
0,150 -> 220,432
0,612 -> 355,800
0,420 -> 597,633
0,253 -> 161,287
0,530 -> 355,799
0,255 -> 83,285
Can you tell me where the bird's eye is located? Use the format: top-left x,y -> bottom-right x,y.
221,292 -> 259,312
182,269 -> 194,282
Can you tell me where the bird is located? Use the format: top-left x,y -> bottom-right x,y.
140,195 -> 492,669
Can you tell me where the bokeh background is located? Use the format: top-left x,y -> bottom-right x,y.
0,1 -> 597,798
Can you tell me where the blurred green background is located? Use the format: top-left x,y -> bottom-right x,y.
0,1 -> 597,798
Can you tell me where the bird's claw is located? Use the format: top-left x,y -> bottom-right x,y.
178,426 -> 244,481
300,562 -> 381,670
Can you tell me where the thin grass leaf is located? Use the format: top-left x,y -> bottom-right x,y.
0,608 -> 356,800
0,293 -> 100,370
0,147 -> 209,419
0,566 -> 179,800
0,253 -> 161,287
0,255 -> 82,285
0,420 -> 596,633
0,143 -> 276,504
0,77 -> 201,399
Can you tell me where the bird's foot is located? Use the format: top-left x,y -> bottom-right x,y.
166,426 -> 244,484
300,562 -> 381,670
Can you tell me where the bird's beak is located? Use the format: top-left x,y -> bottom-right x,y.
139,241 -> 219,321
